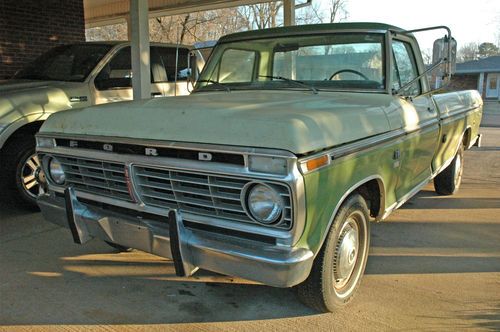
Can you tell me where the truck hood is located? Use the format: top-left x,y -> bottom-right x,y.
0,80 -> 83,128
41,90 -> 397,155
0,79 -> 68,94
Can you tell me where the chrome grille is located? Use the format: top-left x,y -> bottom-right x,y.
57,156 -> 132,202
133,166 -> 293,229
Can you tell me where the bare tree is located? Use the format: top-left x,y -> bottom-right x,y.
326,0 -> 349,23
85,1 -> 351,44
85,23 -> 128,41
457,42 -> 479,62
421,48 -> 432,65
238,2 -> 283,30
304,0 -> 349,24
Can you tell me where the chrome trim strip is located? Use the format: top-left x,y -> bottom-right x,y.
440,105 -> 479,123
299,119 -> 440,174
37,132 -> 296,159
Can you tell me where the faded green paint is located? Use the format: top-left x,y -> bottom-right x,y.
432,91 -> 483,170
297,137 -> 402,253
295,90 -> 483,255
41,91 -> 399,155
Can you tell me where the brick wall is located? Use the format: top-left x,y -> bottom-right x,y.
0,0 -> 85,80
448,74 -> 479,92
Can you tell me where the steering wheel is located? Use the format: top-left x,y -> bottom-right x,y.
329,69 -> 369,80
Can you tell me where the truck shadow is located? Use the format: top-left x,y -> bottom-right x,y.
1,181 -> 499,326
399,189 -> 500,210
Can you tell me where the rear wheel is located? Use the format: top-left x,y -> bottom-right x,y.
295,194 -> 370,312
434,144 -> 464,195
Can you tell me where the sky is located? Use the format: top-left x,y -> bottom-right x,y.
321,0 -> 500,51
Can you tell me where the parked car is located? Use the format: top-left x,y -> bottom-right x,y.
35,23 -> 483,312
0,41 -> 205,208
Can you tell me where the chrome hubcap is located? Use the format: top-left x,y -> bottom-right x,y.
333,218 -> 359,289
20,154 -> 45,199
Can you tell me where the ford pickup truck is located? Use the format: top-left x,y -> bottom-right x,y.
35,23 -> 483,312
0,42 -> 205,208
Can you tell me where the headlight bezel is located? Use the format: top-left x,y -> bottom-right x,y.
248,155 -> 288,175
241,182 -> 285,225
46,156 -> 66,185
36,137 -> 56,148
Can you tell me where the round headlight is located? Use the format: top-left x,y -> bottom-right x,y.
246,184 -> 284,224
48,157 -> 66,185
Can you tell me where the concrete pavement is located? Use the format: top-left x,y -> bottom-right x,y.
1,124 -> 499,331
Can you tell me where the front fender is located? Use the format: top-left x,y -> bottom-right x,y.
0,112 -> 54,149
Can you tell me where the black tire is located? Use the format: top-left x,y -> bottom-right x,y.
434,144 -> 464,195
105,241 -> 131,252
3,135 -> 43,210
295,194 -> 370,312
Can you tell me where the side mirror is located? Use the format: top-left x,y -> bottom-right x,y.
432,36 -> 457,80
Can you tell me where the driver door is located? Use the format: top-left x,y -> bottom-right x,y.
392,39 -> 440,199
92,46 -> 164,104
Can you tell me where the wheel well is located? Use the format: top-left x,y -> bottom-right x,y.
354,179 -> 382,219
1,121 -> 44,153
463,127 -> 472,148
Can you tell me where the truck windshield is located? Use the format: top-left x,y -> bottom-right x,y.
14,44 -> 112,82
195,33 -> 385,92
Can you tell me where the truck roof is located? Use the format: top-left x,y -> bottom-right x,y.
65,41 -> 193,49
219,22 -> 406,43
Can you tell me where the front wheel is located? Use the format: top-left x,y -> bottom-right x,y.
296,194 -> 370,312
4,136 -> 45,210
434,144 -> 464,195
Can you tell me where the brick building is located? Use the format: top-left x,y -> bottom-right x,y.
0,0 -> 85,80
449,56 -> 500,101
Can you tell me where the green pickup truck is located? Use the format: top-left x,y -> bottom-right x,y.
36,23 -> 483,312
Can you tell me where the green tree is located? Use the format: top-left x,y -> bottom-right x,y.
478,42 -> 500,58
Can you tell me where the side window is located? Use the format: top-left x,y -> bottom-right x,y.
154,47 -> 190,82
95,47 -> 132,90
218,49 -> 256,83
392,41 -> 420,95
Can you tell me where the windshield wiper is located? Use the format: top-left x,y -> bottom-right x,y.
259,75 -> 318,94
196,79 -> 230,93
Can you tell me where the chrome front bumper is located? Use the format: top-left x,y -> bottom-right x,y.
38,189 -> 314,287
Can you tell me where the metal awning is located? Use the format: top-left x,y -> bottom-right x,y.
84,0 -> 274,28
83,0 -> 299,100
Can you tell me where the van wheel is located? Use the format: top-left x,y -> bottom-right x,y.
434,144 -> 464,195
3,136 -> 44,210
295,194 -> 370,312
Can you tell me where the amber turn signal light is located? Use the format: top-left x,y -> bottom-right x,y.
304,155 -> 330,172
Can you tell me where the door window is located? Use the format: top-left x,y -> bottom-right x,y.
153,47 -> 190,82
392,41 -> 420,95
95,47 -> 132,90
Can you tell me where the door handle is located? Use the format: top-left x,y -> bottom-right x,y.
151,92 -> 162,98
